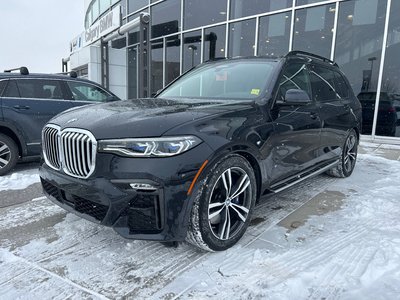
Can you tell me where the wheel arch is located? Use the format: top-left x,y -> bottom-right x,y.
202,144 -> 263,201
0,124 -> 26,157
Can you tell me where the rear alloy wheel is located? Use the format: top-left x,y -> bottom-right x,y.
326,129 -> 358,178
186,155 -> 256,251
0,134 -> 19,176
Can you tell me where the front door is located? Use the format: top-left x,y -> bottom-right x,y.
265,62 -> 322,184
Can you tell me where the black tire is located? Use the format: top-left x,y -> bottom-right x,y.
186,154 -> 257,251
326,129 -> 358,178
0,134 -> 19,176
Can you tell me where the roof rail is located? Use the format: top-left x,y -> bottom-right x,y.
286,51 -> 338,66
3,67 -> 29,75
57,71 -> 78,78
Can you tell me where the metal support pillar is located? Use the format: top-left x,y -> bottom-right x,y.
101,40 -> 109,89
139,13 -> 151,98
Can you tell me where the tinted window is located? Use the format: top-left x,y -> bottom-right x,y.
310,66 -> 338,102
333,72 -> 349,98
67,81 -> 110,102
151,39 -> 163,96
184,0 -> 226,30
166,35 -> 181,86
128,0 -> 148,14
293,4 -> 335,58
3,80 -> 20,97
228,19 -> 256,57
258,11 -> 291,57
231,0 -> 290,19
159,61 -> 276,100
277,63 -> 311,101
183,30 -> 202,72
0,80 -> 7,96
204,25 -> 226,61
151,0 -> 181,39
17,79 -> 63,99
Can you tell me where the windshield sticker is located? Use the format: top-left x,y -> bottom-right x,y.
251,89 -> 260,96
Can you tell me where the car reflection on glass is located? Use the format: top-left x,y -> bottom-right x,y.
358,92 -> 399,137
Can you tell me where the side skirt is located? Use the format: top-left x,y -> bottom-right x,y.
269,160 -> 339,194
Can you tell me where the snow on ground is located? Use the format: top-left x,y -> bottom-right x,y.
155,154 -> 400,299
0,167 -> 40,191
0,148 -> 399,299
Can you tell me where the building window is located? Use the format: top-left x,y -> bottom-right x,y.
128,0 -> 148,14
204,25 -> 226,61
293,4 -> 335,59
166,35 -> 181,86
151,0 -> 181,39
92,0 -> 100,21
258,11 -> 291,57
151,39 -> 164,96
335,0 -> 387,136
184,0 -> 226,30
128,47 -> 138,99
230,0 -> 291,20
379,0 -> 399,137
296,0 -> 326,6
183,30 -> 202,72
99,0 -> 111,15
228,19 -> 256,57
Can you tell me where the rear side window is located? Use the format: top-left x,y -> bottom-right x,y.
310,65 -> 338,102
0,80 -> 7,96
3,80 -> 20,98
66,81 -> 110,102
277,63 -> 311,101
16,79 -> 63,99
333,72 -> 349,99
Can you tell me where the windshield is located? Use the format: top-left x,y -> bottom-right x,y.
158,60 -> 277,100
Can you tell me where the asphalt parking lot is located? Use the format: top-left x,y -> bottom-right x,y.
1,141 -> 400,299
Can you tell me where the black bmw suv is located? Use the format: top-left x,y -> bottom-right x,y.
39,51 -> 362,251
0,68 -> 119,175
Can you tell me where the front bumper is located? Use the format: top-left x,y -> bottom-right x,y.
39,142 -> 213,241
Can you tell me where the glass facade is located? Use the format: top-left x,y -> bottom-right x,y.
85,0 -> 400,139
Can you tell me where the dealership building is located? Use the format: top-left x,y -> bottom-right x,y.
67,0 -> 399,140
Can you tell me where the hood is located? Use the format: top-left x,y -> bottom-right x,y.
49,98 -> 255,139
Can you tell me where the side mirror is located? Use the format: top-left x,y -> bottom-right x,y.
284,89 -> 311,105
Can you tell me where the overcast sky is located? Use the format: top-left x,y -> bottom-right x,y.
0,0 -> 84,73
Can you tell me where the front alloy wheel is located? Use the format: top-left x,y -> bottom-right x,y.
208,167 -> 252,241
187,154 -> 256,251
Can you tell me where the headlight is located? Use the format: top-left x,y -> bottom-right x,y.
98,136 -> 202,157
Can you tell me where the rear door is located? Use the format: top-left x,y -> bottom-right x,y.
1,78 -> 73,155
309,65 -> 352,161
267,62 -> 322,184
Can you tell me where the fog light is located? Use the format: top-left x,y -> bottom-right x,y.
130,183 -> 157,191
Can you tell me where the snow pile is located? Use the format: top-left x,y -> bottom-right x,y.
0,168 -> 40,191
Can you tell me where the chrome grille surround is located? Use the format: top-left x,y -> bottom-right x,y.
42,125 -> 97,179
42,124 -> 61,171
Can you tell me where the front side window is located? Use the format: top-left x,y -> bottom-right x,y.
277,63 -> 311,101
67,81 -> 110,102
16,79 -> 63,99
159,60 -> 276,100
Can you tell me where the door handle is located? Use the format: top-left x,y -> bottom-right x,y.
13,105 -> 30,110
309,112 -> 319,119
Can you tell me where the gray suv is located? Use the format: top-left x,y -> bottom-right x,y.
0,67 -> 119,175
